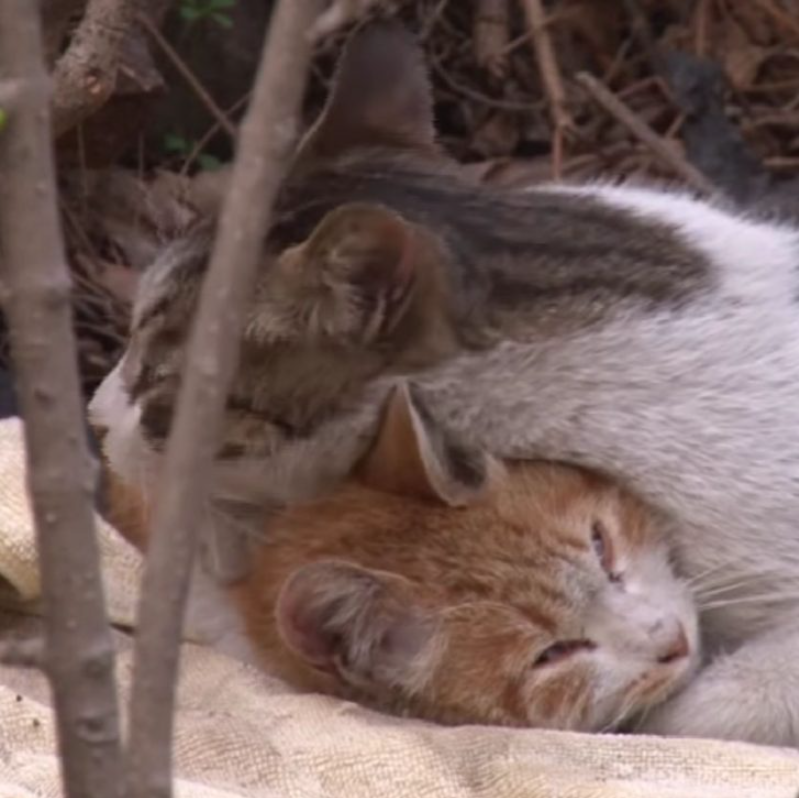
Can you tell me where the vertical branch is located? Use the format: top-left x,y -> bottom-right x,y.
123,1 -> 324,797
474,0 -> 510,80
519,0 -> 572,178
0,3 -> 123,798
575,72 -> 715,195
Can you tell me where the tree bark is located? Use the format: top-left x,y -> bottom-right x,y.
49,0 -> 174,138
123,1 -> 324,797
0,3 -> 124,798
50,0 -> 134,136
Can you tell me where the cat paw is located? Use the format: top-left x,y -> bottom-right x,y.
635,687 -> 706,739
636,664 -> 799,746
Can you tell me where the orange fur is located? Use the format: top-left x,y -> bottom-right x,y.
100,453 -> 151,553
236,457 -> 696,730
98,386 -> 697,732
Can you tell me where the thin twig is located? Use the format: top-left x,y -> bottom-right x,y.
473,0 -> 510,80
431,55 -> 542,112
518,0 -> 572,179
180,90 -> 253,176
123,1 -> 324,797
621,0 -> 663,72
576,71 -> 716,196
137,11 -> 237,140
0,4 -> 123,798
692,0 -> 713,57
312,0 -> 383,41
750,0 -> 799,44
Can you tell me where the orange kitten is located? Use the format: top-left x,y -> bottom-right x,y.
235,384 -> 699,731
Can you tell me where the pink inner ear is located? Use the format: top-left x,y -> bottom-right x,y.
386,221 -> 416,301
276,581 -> 338,671
379,612 -> 432,664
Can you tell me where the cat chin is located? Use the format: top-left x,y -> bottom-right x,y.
88,357 -> 160,495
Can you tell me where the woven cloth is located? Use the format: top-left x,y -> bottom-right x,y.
1,417 -> 799,798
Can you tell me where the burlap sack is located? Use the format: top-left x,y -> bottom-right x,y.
2,417 -> 799,798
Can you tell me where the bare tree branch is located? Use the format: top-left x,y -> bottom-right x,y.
519,0 -> 573,178
0,5 -> 124,798
49,0 -> 173,138
123,1 -> 325,796
50,0 -> 134,136
576,71 -> 716,196
474,0 -> 510,80
311,0 -> 383,40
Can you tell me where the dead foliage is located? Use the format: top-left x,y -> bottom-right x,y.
5,0 -> 799,393
308,0 -> 799,196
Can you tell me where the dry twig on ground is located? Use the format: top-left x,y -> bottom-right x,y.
123,1 -> 325,796
576,71 -> 716,196
137,11 -> 237,140
0,4 -> 124,798
519,0 -> 572,178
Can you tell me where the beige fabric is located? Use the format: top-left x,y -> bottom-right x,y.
1,418 -> 799,797
0,420 -> 142,625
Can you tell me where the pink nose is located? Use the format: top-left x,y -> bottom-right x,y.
657,625 -> 689,664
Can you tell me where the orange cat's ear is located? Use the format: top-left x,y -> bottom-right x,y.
295,22 -> 437,163
357,383 -> 498,506
276,560 -> 437,687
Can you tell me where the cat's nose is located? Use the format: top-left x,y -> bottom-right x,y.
656,624 -> 689,664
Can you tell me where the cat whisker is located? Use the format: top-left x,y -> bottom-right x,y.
683,561 -> 734,589
691,575 -> 770,600
685,561 -> 787,595
699,592 -> 798,611
600,691 -> 640,734
629,702 -> 655,734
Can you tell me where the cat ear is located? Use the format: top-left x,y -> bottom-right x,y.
357,382 -> 498,506
275,203 -> 420,342
296,22 -> 437,161
276,560 -> 437,689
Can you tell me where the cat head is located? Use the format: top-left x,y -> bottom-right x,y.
242,384 -> 700,731
89,21 -> 474,476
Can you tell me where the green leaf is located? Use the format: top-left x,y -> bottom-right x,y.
0,108 -> 7,134
179,6 -> 202,21
198,153 -> 223,171
210,0 -> 236,8
212,12 -> 233,27
163,133 -> 189,154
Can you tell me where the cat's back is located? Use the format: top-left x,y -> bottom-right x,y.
550,182 -> 799,306
412,183 -> 799,641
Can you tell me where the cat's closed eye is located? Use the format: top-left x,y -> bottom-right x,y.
592,520 -> 622,583
532,639 -> 595,668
